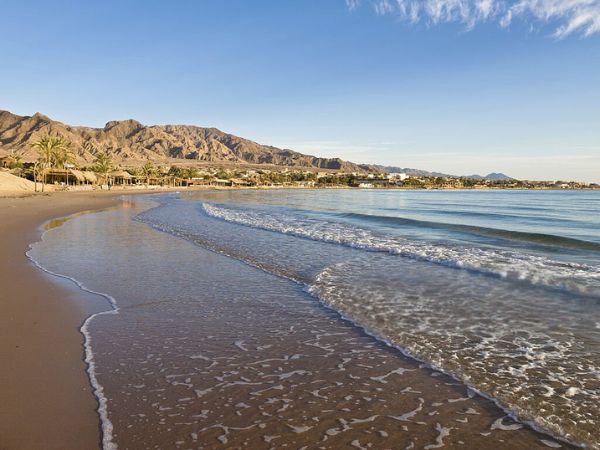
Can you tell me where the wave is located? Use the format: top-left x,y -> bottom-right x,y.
337,212 -> 600,251
138,200 -> 589,448
308,259 -> 597,448
202,203 -> 600,297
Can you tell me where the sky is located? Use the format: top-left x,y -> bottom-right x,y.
1,0 -> 599,181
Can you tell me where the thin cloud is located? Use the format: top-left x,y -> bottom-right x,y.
348,0 -> 600,37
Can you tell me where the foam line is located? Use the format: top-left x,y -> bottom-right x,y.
201,202 -> 600,298
26,223 -> 119,450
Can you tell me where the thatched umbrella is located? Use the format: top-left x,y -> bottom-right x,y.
83,171 -> 98,184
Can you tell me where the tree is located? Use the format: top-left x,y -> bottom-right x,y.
93,152 -> 113,185
31,135 -> 73,191
185,167 -> 199,179
6,151 -> 24,170
141,161 -> 157,185
54,140 -> 76,169
168,166 -> 186,178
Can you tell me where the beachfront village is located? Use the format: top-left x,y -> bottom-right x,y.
1,136 -> 598,191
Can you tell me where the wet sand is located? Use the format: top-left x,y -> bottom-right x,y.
0,191 -> 145,450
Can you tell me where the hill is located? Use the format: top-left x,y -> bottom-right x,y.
376,165 -> 450,177
0,110 -> 375,172
379,165 -> 513,181
464,172 -> 514,181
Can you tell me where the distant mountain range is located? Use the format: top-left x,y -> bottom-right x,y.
0,109 -> 513,180
378,166 -> 513,181
463,172 -> 514,181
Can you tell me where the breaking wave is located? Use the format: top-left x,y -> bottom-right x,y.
202,203 -> 600,298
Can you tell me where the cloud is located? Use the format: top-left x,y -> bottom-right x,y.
349,0 -> 600,37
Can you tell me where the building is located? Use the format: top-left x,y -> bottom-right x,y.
388,172 -> 408,181
354,178 -> 390,188
110,170 -> 134,185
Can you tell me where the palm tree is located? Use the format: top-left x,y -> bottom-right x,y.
32,136 -> 58,169
6,150 -> 24,170
141,161 -> 157,186
32,135 -> 72,191
93,152 -> 113,186
54,140 -> 76,171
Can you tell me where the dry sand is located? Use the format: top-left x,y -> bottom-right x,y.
0,171 -> 37,193
0,191 -> 150,450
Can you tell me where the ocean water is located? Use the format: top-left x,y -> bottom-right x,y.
29,189 -> 599,448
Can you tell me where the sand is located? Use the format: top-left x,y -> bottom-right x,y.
0,191 -> 149,450
0,171 -> 37,193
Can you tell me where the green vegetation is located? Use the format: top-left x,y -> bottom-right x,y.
5,151 -> 24,171
141,161 -> 158,185
93,152 -> 113,184
31,135 -> 73,191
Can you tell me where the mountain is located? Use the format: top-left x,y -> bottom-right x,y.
379,165 -> 514,181
464,173 -> 514,181
0,110 -> 515,179
375,166 -> 451,177
0,110 -> 376,172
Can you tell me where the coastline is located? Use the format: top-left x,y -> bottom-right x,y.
30,194 -> 572,449
0,190 -> 160,450
1,188 -> 592,448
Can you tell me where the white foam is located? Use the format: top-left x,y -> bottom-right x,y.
27,227 -> 119,450
202,202 -> 600,297
491,417 -> 524,431
388,398 -> 425,421
424,423 -> 452,449
286,424 -> 313,433
370,367 -> 413,383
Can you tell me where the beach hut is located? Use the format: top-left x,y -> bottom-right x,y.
83,171 -> 98,184
69,169 -> 87,185
230,178 -> 253,187
213,178 -> 233,187
43,168 -> 87,186
110,170 -> 133,185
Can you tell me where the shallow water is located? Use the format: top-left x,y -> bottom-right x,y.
29,190 -> 599,448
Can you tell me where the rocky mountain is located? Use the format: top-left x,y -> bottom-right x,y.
0,110 -> 375,172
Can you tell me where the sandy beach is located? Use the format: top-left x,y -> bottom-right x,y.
1,189 -> 592,449
0,191 -> 147,450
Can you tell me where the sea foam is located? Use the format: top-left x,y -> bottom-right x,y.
27,225 -> 119,450
202,202 -> 600,297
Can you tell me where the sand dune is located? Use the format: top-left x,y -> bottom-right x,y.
0,171 -> 36,191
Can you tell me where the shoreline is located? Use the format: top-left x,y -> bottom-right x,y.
0,190 -> 171,450
1,189 -> 589,448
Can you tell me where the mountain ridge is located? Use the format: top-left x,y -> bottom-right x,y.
0,110 -> 376,172
0,109 -> 513,180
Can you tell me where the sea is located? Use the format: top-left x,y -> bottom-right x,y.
29,189 -> 600,449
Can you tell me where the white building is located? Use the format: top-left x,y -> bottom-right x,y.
388,172 -> 408,181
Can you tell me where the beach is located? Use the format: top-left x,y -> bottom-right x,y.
4,189 -> 589,449
0,192 -> 127,449
0,190 -> 187,449
1,189 -> 597,448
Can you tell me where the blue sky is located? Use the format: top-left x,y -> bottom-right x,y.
1,0 -> 599,181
